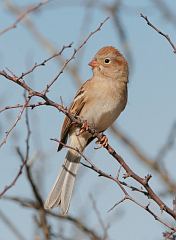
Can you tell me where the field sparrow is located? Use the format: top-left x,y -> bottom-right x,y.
44,46 -> 128,214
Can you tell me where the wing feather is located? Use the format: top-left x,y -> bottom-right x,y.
57,80 -> 89,151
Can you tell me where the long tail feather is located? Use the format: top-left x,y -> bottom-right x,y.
44,133 -> 87,215
44,158 -> 71,210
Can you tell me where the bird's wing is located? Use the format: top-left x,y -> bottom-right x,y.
57,80 -> 90,151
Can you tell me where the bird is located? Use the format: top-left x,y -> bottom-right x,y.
44,46 -> 129,215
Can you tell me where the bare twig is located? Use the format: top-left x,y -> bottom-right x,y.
119,181 -> 148,196
0,0 -> 50,36
108,197 -> 127,212
140,13 -> 176,53
0,101 -> 46,113
17,43 -> 73,80
0,103 -> 27,113
0,97 -> 31,148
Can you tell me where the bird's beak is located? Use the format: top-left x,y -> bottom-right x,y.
88,59 -> 99,68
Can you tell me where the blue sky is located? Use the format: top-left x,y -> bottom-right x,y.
0,1 -> 176,239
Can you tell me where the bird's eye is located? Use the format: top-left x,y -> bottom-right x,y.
104,58 -> 111,64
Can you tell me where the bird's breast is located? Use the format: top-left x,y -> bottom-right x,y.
80,79 -> 127,131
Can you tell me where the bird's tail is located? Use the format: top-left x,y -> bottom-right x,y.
44,134 -> 86,215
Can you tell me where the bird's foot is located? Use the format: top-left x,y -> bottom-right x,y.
77,120 -> 89,136
95,134 -> 108,148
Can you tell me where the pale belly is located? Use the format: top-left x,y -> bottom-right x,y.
80,97 -> 124,132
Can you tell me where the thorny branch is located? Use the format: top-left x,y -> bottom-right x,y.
50,139 -> 176,234
53,133 -> 176,223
